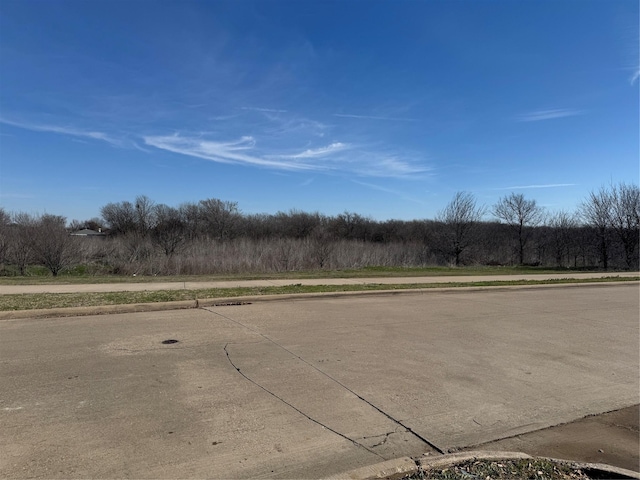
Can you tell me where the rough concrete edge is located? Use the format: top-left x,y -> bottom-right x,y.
1,280 -> 637,320
416,450 -> 532,469
323,456 -> 418,480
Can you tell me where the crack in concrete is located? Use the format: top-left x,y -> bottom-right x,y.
204,306 -> 446,455
223,343 -> 384,459
608,422 -> 639,433
370,435 -> 390,448
362,430 -> 399,448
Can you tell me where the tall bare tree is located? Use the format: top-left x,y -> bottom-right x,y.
30,214 -> 75,276
330,211 -> 371,241
179,202 -> 203,241
151,204 -> 186,256
134,195 -> 156,237
9,212 -> 36,275
199,198 -> 240,241
580,186 -> 613,270
547,210 -> 578,268
493,193 -> 544,265
610,183 -> 639,269
437,192 -> 485,266
0,208 -> 10,268
101,200 -> 137,235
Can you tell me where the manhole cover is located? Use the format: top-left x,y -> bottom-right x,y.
161,339 -> 179,344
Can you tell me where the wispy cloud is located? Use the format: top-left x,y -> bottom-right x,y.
299,178 -> 314,187
516,109 -> 583,122
493,183 -> 577,190
359,155 -> 430,177
285,142 -> 348,159
143,131 -> 428,178
333,113 -> 416,122
352,180 -> 426,205
260,113 -> 328,138
143,134 -> 316,171
630,68 -> 640,85
241,107 -> 288,113
210,114 -> 241,121
0,116 -> 122,145
2,109 -> 429,178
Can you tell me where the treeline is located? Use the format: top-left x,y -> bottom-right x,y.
0,182 -> 637,276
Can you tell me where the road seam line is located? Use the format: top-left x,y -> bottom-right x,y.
222,342 -> 384,459
204,306 -> 446,455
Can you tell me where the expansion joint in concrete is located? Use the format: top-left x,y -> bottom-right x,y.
222,342 -> 384,459
205,306 -> 446,455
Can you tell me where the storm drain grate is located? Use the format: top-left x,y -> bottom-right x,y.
213,302 -> 252,306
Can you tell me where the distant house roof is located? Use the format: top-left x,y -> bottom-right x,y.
70,228 -> 106,237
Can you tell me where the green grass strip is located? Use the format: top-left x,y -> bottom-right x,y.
0,266 -> 612,285
0,276 -> 636,311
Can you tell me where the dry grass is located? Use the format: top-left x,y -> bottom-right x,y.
410,458 -> 607,479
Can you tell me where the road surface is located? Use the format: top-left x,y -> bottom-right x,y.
1,283 -> 638,478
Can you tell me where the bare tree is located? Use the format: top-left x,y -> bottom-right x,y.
0,208 -> 10,268
179,202 -> 203,241
547,210 -> 579,267
580,186 -> 613,270
437,192 -> 485,266
8,212 -> 36,275
101,200 -> 137,235
199,198 -> 240,241
30,214 -> 75,276
493,193 -> 544,265
308,226 -> 334,268
272,210 -> 323,239
606,183 -> 640,269
100,195 -> 155,236
329,211 -> 371,241
151,204 -> 186,256
134,195 -> 156,237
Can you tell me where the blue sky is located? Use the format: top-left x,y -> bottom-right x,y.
1,0 -> 638,222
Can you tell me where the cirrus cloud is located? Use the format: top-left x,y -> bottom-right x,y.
143,134 -> 317,171
285,142 -> 348,159
516,109 -> 584,122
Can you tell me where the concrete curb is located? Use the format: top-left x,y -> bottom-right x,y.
323,456 -> 418,480
417,450 -> 532,468
0,299 -> 198,320
332,451 -> 640,480
1,281 -> 638,320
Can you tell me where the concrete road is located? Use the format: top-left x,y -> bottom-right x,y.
0,272 -> 637,294
1,283 -> 638,478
